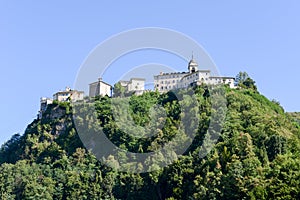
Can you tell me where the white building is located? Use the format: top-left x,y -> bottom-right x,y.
117,78 -> 145,95
38,97 -> 53,119
207,76 -> 235,88
53,87 -> 84,102
89,78 -> 112,97
154,57 -> 235,92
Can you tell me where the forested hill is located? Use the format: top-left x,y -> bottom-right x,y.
1,84 -> 300,199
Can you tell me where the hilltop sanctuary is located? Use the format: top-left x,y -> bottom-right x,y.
154,57 -> 235,93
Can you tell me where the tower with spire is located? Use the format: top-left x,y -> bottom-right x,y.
188,54 -> 198,73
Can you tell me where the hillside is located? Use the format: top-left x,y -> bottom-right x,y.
0,85 -> 300,199
288,112 -> 300,125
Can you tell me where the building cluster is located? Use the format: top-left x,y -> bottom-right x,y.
38,87 -> 85,119
38,77 -> 146,118
154,57 -> 235,92
38,57 -> 235,118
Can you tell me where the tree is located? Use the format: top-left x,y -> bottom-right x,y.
235,71 -> 249,85
243,77 -> 257,90
235,72 -> 257,90
113,82 -> 126,97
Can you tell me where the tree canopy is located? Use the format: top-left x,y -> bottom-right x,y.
235,71 -> 257,90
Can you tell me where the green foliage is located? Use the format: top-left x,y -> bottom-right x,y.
1,83 -> 300,199
113,82 -> 126,97
236,71 -> 258,90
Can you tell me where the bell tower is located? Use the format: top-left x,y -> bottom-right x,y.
188,54 -> 198,73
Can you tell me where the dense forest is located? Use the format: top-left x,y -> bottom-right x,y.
0,74 -> 300,199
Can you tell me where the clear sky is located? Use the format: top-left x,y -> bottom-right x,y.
1,1 -> 300,145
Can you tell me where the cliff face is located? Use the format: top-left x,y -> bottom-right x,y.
44,105 -> 66,121
0,87 -> 299,199
42,104 -> 69,136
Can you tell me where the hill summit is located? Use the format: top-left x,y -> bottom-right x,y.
0,83 -> 300,199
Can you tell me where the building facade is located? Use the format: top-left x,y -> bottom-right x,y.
38,97 -> 53,119
89,78 -> 112,97
117,78 -> 145,95
154,57 -> 235,93
53,87 -> 84,102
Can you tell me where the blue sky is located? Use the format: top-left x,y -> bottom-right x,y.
1,1 -> 300,145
